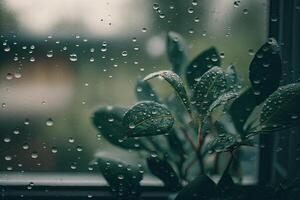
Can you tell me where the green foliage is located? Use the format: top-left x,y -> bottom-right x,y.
229,87 -> 257,137
95,156 -> 143,199
135,79 -> 160,102
92,106 -> 142,150
167,31 -> 188,75
207,133 -> 241,153
123,101 -> 174,137
249,38 -> 282,104
259,83 -> 300,131
146,155 -> 181,191
186,47 -> 220,89
191,66 -> 227,118
90,32 -> 298,200
144,70 -> 192,115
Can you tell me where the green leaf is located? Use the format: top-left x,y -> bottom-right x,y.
123,101 -> 174,137
175,175 -> 217,200
226,64 -> 242,91
147,155 -> 181,191
191,66 -> 227,118
144,70 -> 192,115
135,79 -> 160,102
96,156 -> 143,199
209,91 -> 239,114
92,106 -> 142,150
186,47 -> 220,89
167,31 -> 188,75
166,129 -> 186,156
249,38 -> 282,104
207,134 -> 241,153
229,87 -> 257,136
259,83 -> 300,131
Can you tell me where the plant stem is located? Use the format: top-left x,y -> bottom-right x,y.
176,124 -> 204,174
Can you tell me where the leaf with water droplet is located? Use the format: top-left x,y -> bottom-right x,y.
208,92 -> 239,114
175,174 -> 217,200
167,31 -> 188,75
95,156 -> 143,199
259,83 -> 300,131
191,67 -> 227,119
147,155 -> 181,191
135,79 -> 160,102
144,70 -> 192,115
186,47 -> 220,89
207,133 -> 241,153
123,101 -> 174,137
226,64 -> 242,91
92,106 -> 142,149
249,38 -> 282,104
228,87 -> 257,137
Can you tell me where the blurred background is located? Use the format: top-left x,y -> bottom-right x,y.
0,0 -> 267,175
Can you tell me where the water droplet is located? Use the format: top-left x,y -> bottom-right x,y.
29,57 -> 35,62
46,50 -> 54,58
46,118 -> 54,127
6,73 -> 13,80
117,174 -> 124,180
31,152 -> 38,159
51,146 -> 58,153
108,118 -> 114,122
129,123 -> 136,129
233,0 -> 240,8
76,145 -> 83,152
4,46 -> 10,52
22,143 -> 29,150
4,137 -> 11,143
5,155 -> 12,161
68,137 -> 75,143
69,54 -> 77,62
121,51 -> 128,57
188,7 -> 194,14
24,118 -> 30,125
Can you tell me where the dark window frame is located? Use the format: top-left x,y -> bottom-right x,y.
259,0 -> 300,185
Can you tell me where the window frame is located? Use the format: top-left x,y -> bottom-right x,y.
259,0 -> 300,185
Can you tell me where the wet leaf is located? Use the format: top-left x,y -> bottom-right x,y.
123,101 -> 174,137
147,155 -> 181,191
209,91 -> 239,113
186,47 -> 220,89
249,38 -> 282,104
226,64 -> 242,91
207,134 -> 241,153
229,87 -> 257,136
166,129 -> 186,156
144,70 -> 192,115
95,156 -> 143,199
167,31 -> 188,75
135,79 -> 160,102
191,67 -> 227,118
175,174 -> 217,200
92,106 -> 142,150
259,83 -> 300,131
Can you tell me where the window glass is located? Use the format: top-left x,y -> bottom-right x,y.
0,0 -> 267,183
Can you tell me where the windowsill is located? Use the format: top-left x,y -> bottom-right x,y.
0,172 -> 257,199
0,172 -> 163,187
